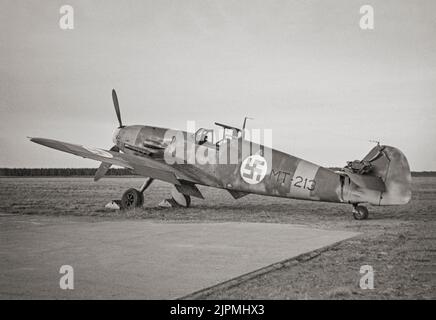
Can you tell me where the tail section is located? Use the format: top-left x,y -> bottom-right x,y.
342,145 -> 412,206
363,145 -> 412,205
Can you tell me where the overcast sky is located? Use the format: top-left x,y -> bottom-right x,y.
1,0 -> 435,170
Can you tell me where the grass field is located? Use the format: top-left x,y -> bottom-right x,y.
0,176 -> 435,299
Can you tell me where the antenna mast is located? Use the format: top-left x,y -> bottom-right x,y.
242,116 -> 254,139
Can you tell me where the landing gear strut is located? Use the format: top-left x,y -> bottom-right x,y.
119,178 -> 192,209
120,178 -> 154,210
352,204 -> 369,220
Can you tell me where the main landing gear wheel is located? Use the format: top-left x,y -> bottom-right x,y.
352,204 -> 369,220
121,188 -> 144,210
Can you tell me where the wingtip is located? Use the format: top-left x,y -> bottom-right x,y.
28,137 -> 50,145
28,137 -> 42,143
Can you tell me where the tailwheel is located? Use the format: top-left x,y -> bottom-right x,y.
352,204 -> 369,220
121,188 -> 144,210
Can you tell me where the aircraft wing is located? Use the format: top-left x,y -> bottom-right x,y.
29,137 -> 194,185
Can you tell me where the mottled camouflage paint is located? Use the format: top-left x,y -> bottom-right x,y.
113,125 -> 412,206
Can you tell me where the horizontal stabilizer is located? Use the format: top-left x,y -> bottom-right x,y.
336,170 -> 386,192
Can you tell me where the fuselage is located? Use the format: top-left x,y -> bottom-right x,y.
113,125 -> 362,205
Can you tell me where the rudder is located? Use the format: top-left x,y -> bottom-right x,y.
362,145 -> 412,205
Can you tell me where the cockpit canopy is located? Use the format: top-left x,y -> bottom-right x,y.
195,128 -> 213,145
195,122 -> 242,146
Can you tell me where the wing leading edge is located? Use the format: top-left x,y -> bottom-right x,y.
29,137 -> 193,185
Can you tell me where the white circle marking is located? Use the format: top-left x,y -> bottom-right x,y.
240,154 -> 268,184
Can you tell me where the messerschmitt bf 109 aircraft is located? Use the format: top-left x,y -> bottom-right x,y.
30,90 -> 412,220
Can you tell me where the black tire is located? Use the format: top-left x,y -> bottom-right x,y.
353,205 -> 369,220
121,188 -> 144,210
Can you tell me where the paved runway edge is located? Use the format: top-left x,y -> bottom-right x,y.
180,238 -> 354,300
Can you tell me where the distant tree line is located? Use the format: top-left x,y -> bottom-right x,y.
411,171 -> 436,177
0,168 -> 135,177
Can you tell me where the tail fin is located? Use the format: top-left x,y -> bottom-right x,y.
344,145 -> 412,205
361,145 -> 412,205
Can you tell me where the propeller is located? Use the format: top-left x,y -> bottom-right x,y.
94,145 -> 120,182
95,89 -> 128,181
112,89 -> 124,128
94,89 -> 124,182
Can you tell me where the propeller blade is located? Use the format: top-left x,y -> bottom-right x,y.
112,89 -> 123,128
94,145 -> 120,181
94,162 -> 111,182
